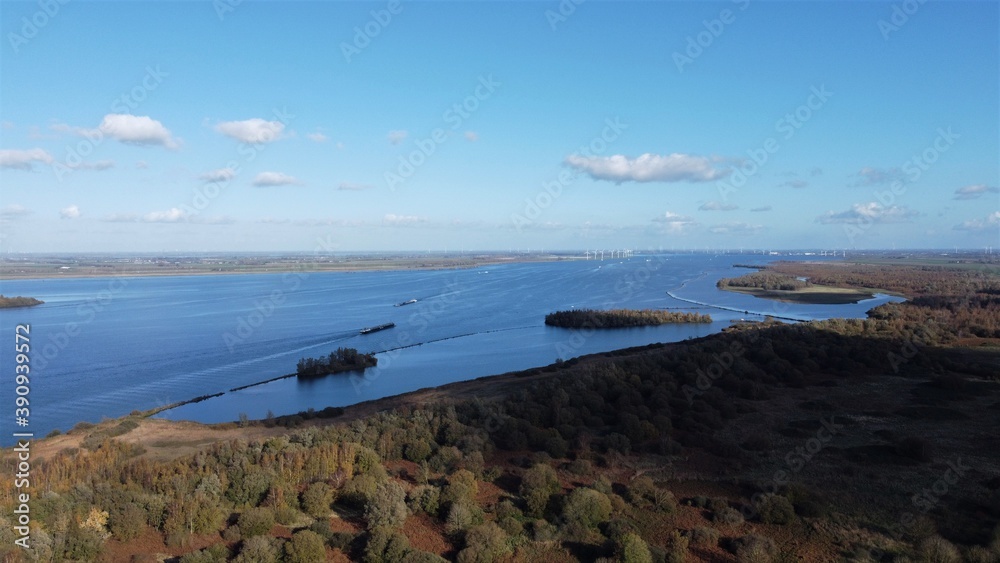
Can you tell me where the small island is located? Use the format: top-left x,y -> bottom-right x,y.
0,295 -> 44,308
717,271 -> 875,304
296,347 -> 377,379
545,308 -> 712,328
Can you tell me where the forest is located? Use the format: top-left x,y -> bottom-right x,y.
0,261 -> 997,562
545,309 -> 712,329
715,272 -> 809,291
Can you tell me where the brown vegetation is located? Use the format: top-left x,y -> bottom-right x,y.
1,260 -> 998,562
0,295 -> 43,308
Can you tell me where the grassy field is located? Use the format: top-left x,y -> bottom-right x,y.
720,283 -> 876,304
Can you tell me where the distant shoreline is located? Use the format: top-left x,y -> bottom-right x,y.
0,252 -> 574,281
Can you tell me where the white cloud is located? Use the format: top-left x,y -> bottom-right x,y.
143,207 -> 189,223
383,213 -> 425,226
335,142 -> 345,150
200,167 -> 237,183
0,204 -> 31,218
652,211 -> 697,234
64,160 -> 115,171
0,148 -> 54,170
307,132 -> 328,143
199,215 -> 236,225
953,184 -> 999,200
954,211 -> 1000,232
60,205 -> 81,219
750,206 -> 772,212
387,130 -> 408,145
338,182 -> 374,191
101,213 -> 139,223
817,202 -> 919,224
709,222 -> 763,234
564,153 -> 727,184
96,114 -> 179,148
852,166 -> 904,186
464,131 -> 479,142
253,171 -> 301,187
136,160 -> 148,169
699,201 -> 738,211
215,118 -> 285,144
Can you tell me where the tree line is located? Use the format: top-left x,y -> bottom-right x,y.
545,308 -> 712,328
716,272 -> 810,291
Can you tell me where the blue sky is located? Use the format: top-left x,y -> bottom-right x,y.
1,0 -> 997,252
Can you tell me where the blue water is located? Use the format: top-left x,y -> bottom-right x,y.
0,255 -> 903,441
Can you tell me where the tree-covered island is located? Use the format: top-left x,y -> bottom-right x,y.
296,347 -> 377,378
545,308 -> 711,328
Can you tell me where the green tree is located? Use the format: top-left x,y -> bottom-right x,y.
441,469 -> 479,507
402,552 -> 449,563
457,522 -> 510,563
286,530 -> 328,563
233,536 -> 281,563
620,532 -> 653,563
446,502 -> 483,534
404,439 -> 433,462
561,488 -> 612,529
407,485 -> 441,516
365,481 -> 408,530
520,463 -> 560,517
108,502 -> 146,541
301,482 -> 334,519
227,464 -> 272,507
364,528 -> 410,563
238,506 -> 276,538
180,544 -> 231,563
754,493 -> 796,525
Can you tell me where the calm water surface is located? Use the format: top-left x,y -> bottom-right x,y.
0,255 -> 903,441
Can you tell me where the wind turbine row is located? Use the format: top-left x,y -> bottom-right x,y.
584,249 -> 634,260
